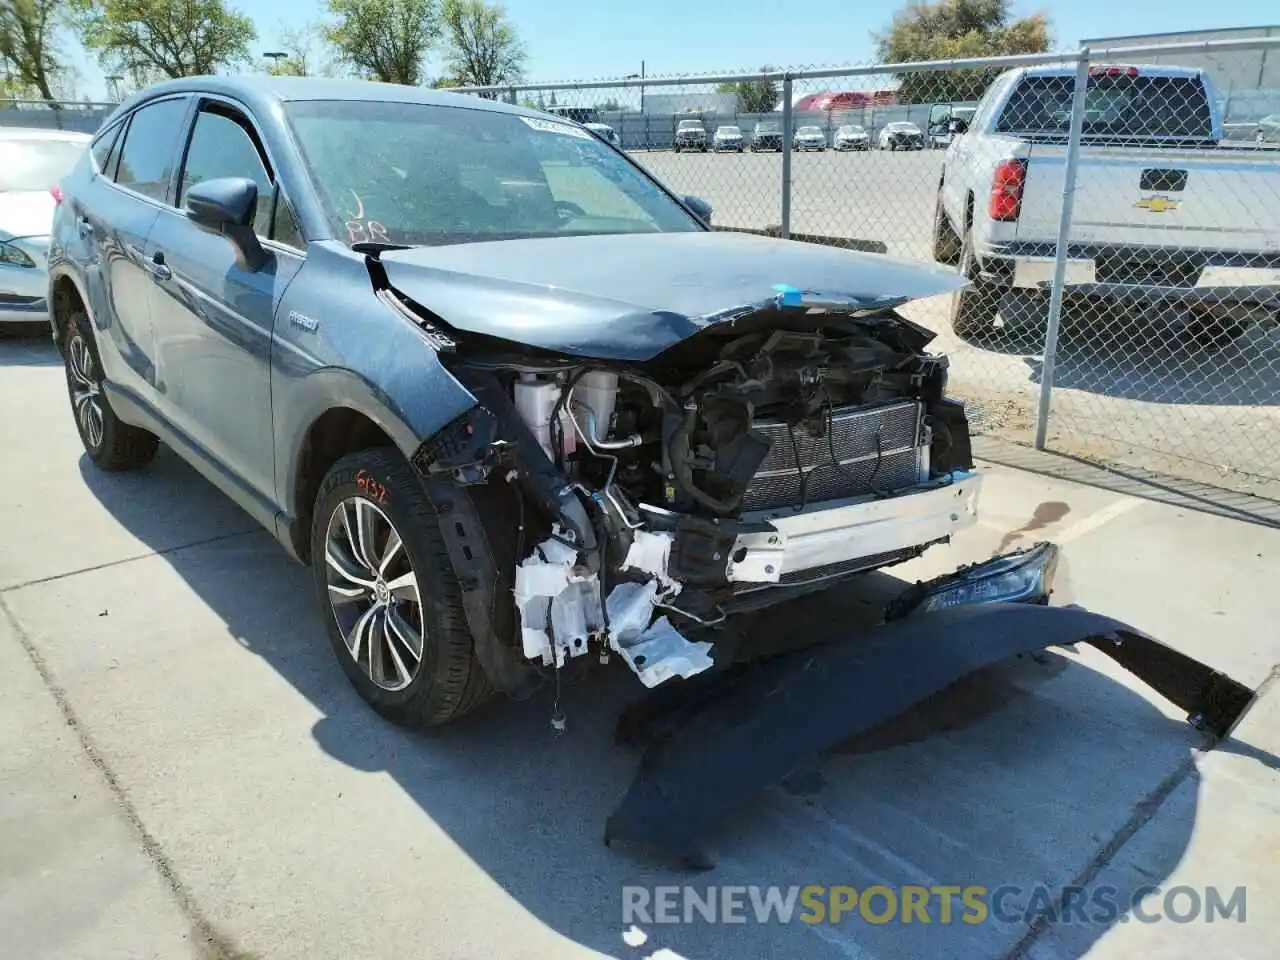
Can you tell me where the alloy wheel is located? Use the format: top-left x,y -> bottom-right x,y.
324,496 -> 425,692
67,334 -> 105,450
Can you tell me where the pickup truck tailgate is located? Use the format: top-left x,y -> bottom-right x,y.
1016,143 -> 1280,256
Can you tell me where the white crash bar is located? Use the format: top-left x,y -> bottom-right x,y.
729,472 -> 982,583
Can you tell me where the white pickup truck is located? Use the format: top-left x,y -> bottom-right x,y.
932,63 -> 1280,345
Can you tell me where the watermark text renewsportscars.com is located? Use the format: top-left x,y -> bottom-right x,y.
622,884 -> 1247,926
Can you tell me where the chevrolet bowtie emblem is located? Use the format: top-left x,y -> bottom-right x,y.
1135,195 -> 1181,213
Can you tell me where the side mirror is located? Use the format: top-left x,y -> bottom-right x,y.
683,194 -> 713,226
948,118 -> 970,135
185,176 -> 268,272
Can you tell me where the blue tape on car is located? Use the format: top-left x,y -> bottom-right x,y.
773,284 -> 802,307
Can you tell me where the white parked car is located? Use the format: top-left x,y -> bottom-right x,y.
833,124 -> 870,151
712,125 -> 745,152
792,125 -> 827,151
877,122 -> 925,150
0,126 -> 92,327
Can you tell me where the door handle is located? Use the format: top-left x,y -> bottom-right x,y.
145,251 -> 172,282
77,217 -> 95,237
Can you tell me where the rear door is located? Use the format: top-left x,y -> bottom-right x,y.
65,95 -> 192,405
144,97 -> 306,504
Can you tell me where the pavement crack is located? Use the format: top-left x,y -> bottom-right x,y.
1000,750 -> 1202,960
0,595 -> 254,960
0,528 -> 261,594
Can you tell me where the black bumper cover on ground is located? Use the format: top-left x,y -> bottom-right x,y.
604,601 -> 1257,868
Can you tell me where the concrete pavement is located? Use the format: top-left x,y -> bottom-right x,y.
1,328 -> 1277,959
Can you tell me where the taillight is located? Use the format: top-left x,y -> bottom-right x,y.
989,159 -> 1027,222
50,183 -> 64,204
1089,65 -> 1140,78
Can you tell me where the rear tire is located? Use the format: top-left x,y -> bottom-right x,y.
951,233 -> 1001,339
311,447 -> 493,728
932,192 -> 961,265
62,311 -> 159,471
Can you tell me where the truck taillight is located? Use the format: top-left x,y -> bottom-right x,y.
50,183 -> 64,204
1089,65 -> 1140,78
988,159 -> 1027,222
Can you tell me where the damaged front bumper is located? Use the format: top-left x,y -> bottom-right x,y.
603,552 -> 1260,869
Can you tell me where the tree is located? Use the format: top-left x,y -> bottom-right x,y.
0,0 -> 67,102
325,0 -> 440,86
716,67 -> 778,114
265,22 -> 341,77
874,0 -> 1050,103
439,0 -> 524,92
74,0 -> 256,81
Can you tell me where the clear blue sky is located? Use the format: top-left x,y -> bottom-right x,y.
66,0 -> 1278,100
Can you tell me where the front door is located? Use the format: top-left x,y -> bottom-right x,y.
146,100 -> 305,506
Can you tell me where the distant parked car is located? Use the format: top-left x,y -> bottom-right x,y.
584,122 -> 620,147
673,118 -> 708,152
878,121 -> 925,150
0,127 -> 92,328
750,120 -> 784,151
833,124 -> 870,151
1256,114 -> 1280,144
712,125 -> 745,152
792,125 -> 826,151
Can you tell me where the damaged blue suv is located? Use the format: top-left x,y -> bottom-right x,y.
48,75 -> 997,729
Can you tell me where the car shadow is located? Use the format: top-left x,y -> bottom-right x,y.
75,450 -> 1223,959
0,324 -> 61,366
959,292 -> 1280,407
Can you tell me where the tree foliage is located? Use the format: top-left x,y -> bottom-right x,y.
265,22 -> 341,77
717,68 -> 779,114
324,0 -> 439,86
0,0 -> 67,102
874,0 -> 1050,103
74,0 -> 255,81
439,0 -> 524,91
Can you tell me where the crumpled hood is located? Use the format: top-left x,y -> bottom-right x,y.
378,231 -> 966,361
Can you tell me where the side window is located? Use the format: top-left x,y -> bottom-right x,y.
90,123 -> 121,173
271,195 -> 304,249
102,117 -> 129,179
179,107 -> 275,238
114,98 -> 191,202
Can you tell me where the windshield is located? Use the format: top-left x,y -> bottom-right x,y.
797,126 -> 821,135
718,126 -> 741,135
756,122 -> 780,133
285,100 -> 703,247
0,137 -> 86,192
677,120 -> 704,130
997,74 -> 1213,139
839,125 -> 865,134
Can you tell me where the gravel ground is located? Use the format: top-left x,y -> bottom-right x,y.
632,149 -> 1280,498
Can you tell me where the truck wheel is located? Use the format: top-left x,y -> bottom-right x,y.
951,234 -> 1001,339
62,310 -> 159,471
311,447 -> 493,728
932,192 -> 961,264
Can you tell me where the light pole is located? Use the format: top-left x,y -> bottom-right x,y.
262,51 -> 288,73
105,75 -> 124,102
624,61 -> 646,114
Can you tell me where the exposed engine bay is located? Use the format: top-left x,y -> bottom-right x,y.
410,298 -> 978,690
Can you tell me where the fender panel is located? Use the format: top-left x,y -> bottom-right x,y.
604,602 -> 1256,867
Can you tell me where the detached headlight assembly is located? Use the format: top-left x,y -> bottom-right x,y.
0,241 -> 37,268
885,542 -> 1060,621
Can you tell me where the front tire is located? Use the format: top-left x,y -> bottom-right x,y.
311,447 -> 493,728
63,311 -> 159,471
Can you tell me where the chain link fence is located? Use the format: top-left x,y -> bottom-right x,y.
0,99 -> 116,134
459,38 -> 1280,499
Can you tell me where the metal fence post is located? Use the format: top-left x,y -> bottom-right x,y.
1034,50 -> 1091,450
780,75 -> 793,239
